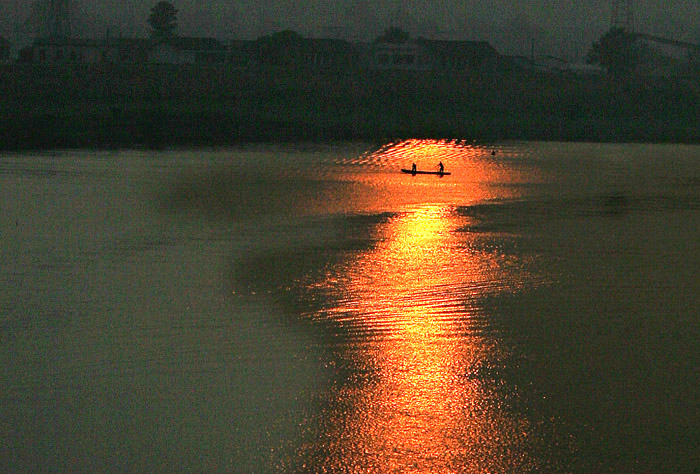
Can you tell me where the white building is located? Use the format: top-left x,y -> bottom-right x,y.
148,37 -> 226,65
372,42 -> 432,71
371,39 -> 500,72
26,38 -> 113,63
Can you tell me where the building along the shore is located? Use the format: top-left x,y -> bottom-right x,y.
148,37 -> 227,64
13,32 -> 511,78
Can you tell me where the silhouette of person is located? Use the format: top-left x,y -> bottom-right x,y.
411,163 -> 417,173
438,161 -> 444,174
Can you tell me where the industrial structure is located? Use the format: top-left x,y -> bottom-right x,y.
26,0 -> 80,39
611,0 -> 635,32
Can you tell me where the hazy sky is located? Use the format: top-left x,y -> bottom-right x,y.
2,0 -> 699,59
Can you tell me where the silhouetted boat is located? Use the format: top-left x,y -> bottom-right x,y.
401,169 -> 451,176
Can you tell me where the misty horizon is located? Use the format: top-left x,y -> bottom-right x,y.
2,0 -> 700,60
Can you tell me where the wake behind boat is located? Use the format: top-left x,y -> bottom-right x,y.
401,169 -> 451,176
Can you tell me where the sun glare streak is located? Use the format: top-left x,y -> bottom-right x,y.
297,139 -> 550,472
313,139 -> 547,216
301,206 -> 538,471
373,139 -> 481,170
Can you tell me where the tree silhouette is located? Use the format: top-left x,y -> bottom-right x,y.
375,27 -> 410,44
255,30 -> 305,66
586,27 -> 639,77
148,1 -> 178,40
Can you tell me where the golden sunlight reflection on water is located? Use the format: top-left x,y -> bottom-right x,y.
307,139 -> 545,216
297,140 -> 553,472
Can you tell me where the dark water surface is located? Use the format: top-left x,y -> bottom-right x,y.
2,141 -> 700,472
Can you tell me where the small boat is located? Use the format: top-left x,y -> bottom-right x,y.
401,169 -> 451,176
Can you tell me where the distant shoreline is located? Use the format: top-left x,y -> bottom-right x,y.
3,116 -> 699,152
2,64 -> 699,151
4,125 -> 699,153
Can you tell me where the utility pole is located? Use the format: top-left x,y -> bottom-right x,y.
27,0 -> 77,38
611,0 -> 635,32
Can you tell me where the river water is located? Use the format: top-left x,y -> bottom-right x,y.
2,141 -> 700,472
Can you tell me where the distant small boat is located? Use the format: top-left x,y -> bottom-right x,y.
401,169 -> 451,176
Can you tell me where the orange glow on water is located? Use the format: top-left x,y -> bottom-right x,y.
295,140 -> 552,471
301,207 -> 541,471
310,139 -> 544,216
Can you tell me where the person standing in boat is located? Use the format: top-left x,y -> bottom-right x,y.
438,161 -> 444,174
411,163 -> 417,173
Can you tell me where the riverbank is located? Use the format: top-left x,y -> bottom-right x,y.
2,63 -> 699,150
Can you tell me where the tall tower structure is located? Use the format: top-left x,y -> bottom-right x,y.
611,0 -> 635,32
27,0 -> 78,38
